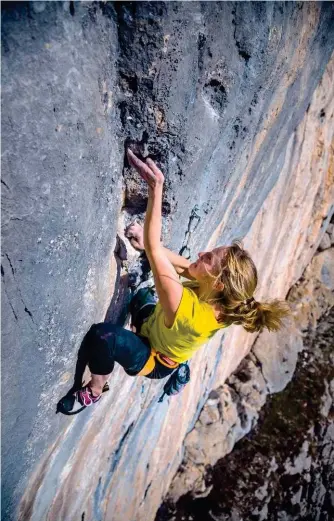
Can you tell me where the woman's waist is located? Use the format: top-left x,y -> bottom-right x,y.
140,319 -> 211,362
148,339 -> 203,363
139,332 -> 184,362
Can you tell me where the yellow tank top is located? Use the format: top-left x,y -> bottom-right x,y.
140,282 -> 226,363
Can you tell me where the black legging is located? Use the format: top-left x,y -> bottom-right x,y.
85,307 -> 175,380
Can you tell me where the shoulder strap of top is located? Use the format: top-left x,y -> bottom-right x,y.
182,280 -> 200,290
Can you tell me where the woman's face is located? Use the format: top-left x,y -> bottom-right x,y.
188,247 -> 228,282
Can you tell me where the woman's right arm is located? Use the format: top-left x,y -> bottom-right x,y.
127,149 -> 184,328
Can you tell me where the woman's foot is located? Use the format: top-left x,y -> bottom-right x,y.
56,382 -> 109,415
77,385 -> 102,407
125,221 -> 145,251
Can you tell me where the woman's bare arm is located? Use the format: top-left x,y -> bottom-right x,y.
161,248 -> 195,279
125,221 -> 195,280
127,150 -> 183,327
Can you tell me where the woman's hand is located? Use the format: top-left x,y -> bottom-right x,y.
125,221 -> 145,251
127,149 -> 164,191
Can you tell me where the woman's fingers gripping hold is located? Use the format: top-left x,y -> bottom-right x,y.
127,149 -> 164,189
146,158 -> 165,185
127,149 -> 155,184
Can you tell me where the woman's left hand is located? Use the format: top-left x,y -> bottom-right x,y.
127,149 -> 164,190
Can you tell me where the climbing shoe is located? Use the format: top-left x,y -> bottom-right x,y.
56,382 -> 109,415
77,385 -> 102,407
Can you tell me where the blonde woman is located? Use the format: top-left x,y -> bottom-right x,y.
61,149 -> 289,414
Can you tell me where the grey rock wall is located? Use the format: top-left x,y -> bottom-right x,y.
2,2 -> 121,517
1,2 -> 334,521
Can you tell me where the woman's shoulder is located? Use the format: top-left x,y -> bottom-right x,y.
179,282 -> 226,329
179,285 -> 218,325
182,281 -> 202,301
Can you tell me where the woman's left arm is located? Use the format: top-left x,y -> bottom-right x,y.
127,150 -> 183,327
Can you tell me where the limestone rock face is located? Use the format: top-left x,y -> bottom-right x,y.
157,302 -> 334,521
163,52 -> 334,503
1,3 -> 334,521
164,243 -> 334,506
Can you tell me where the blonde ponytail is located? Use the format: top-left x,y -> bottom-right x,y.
212,241 -> 290,333
238,298 -> 290,333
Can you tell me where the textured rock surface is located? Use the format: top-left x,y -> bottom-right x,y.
1,2 -> 334,521
156,295 -> 334,521
161,241 -> 334,506
2,3 -> 121,519
158,51 -> 334,501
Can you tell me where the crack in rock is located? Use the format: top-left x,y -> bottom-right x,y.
179,205 -> 201,259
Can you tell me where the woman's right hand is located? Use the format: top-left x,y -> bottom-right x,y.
127,149 -> 165,191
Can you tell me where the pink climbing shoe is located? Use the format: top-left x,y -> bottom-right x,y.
57,382 -> 109,415
77,385 -> 102,407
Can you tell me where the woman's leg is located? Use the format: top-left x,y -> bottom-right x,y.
87,322 -> 176,391
57,322 -> 175,414
89,373 -> 112,396
86,323 -> 151,385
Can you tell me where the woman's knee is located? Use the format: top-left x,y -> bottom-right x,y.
88,323 -> 124,341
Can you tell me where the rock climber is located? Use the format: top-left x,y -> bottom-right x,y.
60,148 -> 290,414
